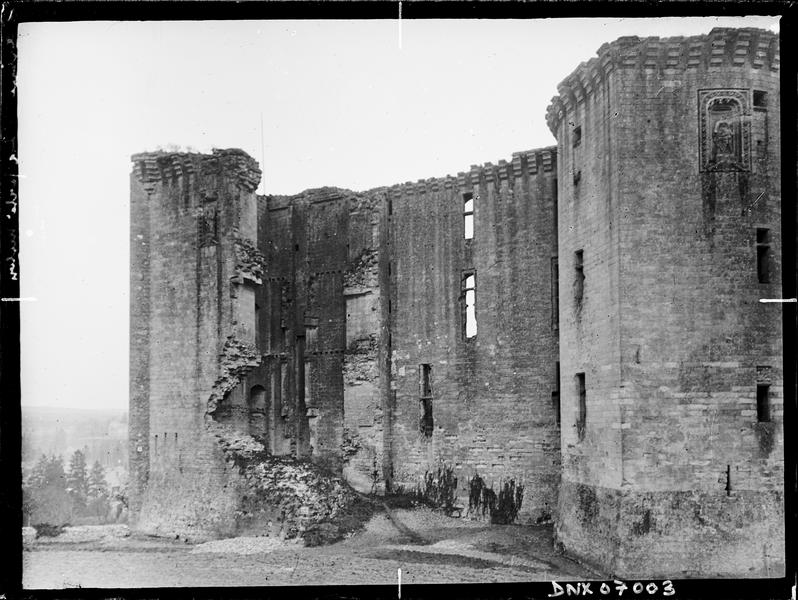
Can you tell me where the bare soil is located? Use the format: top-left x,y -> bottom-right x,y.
23,508 -> 594,588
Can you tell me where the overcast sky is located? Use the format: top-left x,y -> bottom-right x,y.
17,16 -> 779,410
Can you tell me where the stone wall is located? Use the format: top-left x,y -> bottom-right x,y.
129,26 -> 784,576
386,150 -> 561,524
548,27 -> 783,577
129,149 -> 263,539
256,188 -> 388,492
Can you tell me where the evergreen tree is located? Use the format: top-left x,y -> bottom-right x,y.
87,460 -> 110,522
66,449 -> 89,516
29,454 -> 71,525
67,450 -> 89,495
88,460 -> 108,498
28,454 -> 48,488
42,454 -> 66,489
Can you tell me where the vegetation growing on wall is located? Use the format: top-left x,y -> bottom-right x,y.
413,463 -> 459,514
467,473 -> 524,525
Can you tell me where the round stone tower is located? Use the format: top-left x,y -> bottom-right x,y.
547,27 -> 782,577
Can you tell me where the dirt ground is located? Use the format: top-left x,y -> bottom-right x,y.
23,508 -> 595,588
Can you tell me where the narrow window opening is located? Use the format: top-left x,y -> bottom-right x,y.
576,373 -> 586,441
552,179 -> 559,238
387,197 -> 393,215
574,250 -> 585,312
551,257 -> 559,330
757,384 -> 771,422
462,272 -> 477,339
552,362 -> 561,426
420,364 -> 433,437
255,303 -> 261,350
463,192 -> 474,240
572,126 -> 582,147
756,228 -> 770,284
753,90 -> 767,109
388,299 -> 392,314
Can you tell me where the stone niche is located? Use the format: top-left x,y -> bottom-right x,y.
699,89 -> 751,172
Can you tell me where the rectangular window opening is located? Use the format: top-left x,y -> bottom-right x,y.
756,228 -> 770,284
757,384 -> 771,422
462,272 -> 477,339
572,126 -> 582,147
576,373 -> 586,441
574,250 -> 585,312
552,179 -> 559,237
420,364 -> 433,437
463,192 -> 474,240
753,90 -> 768,109
553,362 -> 561,426
551,257 -> 559,330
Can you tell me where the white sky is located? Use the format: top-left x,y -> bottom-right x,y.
18,16 -> 779,410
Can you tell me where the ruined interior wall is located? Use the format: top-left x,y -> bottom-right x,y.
342,190 -> 386,493
548,27 -> 783,577
612,31 -> 783,576
258,188 -> 385,483
387,151 -> 561,523
259,197 -> 295,456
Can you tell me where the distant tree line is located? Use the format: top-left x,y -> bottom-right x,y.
22,449 -> 128,527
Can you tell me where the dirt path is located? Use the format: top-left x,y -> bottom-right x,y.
23,510 -> 594,588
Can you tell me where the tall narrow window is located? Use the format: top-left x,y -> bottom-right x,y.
552,179 -> 559,238
420,364 -> 433,437
756,228 -> 770,283
572,127 -> 583,185
463,193 -> 474,240
572,126 -> 582,147
462,272 -> 477,339
576,373 -> 586,441
551,257 -> 559,330
757,384 -> 771,422
255,303 -> 261,350
574,250 -> 585,312
552,362 -> 561,426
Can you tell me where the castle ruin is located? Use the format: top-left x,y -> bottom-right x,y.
129,28 -> 784,577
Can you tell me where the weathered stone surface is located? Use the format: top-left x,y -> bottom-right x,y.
130,27 -> 782,577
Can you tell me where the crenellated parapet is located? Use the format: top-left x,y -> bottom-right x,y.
546,27 -> 779,135
131,148 -> 262,195
386,146 -> 557,198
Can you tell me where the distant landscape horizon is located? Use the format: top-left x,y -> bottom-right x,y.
21,405 -> 128,414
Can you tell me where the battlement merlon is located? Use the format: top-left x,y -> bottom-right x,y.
385,146 -> 557,197
546,27 -> 779,135
131,148 -> 262,195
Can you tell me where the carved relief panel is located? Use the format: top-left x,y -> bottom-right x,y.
699,89 -> 751,172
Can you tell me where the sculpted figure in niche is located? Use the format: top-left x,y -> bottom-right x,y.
712,119 -> 738,166
703,94 -> 746,171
